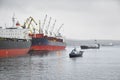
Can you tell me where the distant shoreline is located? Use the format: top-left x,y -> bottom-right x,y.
65,39 -> 120,46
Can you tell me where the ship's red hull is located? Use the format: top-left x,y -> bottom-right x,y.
31,34 -> 66,51
31,45 -> 65,51
0,48 -> 30,58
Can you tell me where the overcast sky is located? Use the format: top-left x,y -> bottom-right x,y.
0,0 -> 120,40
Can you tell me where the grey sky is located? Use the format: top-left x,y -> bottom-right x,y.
0,0 -> 120,40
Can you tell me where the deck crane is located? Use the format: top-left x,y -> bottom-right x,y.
41,15 -> 47,34
42,14 -> 47,30
23,16 -> 38,33
56,24 -> 64,37
39,20 -> 43,34
45,17 -> 51,35
22,18 -> 29,28
49,20 -> 56,36
27,16 -> 37,29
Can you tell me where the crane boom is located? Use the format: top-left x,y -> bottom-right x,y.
57,24 -> 64,33
42,14 -> 47,30
49,20 -> 56,36
55,24 -> 64,37
23,16 -> 38,34
46,17 -> 52,31
51,20 -> 56,32
45,17 -> 51,35
27,16 -> 37,28
39,20 -> 43,33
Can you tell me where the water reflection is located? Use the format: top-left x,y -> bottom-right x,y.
29,50 -> 49,57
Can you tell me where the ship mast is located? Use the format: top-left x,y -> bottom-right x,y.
12,14 -> 16,27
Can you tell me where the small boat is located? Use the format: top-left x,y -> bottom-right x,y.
81,44 -> 100,49
69,48 -> 84,58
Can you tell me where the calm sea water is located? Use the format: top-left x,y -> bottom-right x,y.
0,46 -> 120,80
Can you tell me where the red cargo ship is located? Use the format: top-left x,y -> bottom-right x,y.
24,16 -> 66,51
30,34 -> 66,51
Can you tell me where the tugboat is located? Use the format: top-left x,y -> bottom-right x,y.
69,48 -> 84,58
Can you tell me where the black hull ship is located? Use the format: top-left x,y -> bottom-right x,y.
0,38 -> 31,58
81,44 -> 100,49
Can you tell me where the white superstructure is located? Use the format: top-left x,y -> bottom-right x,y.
0,27 -> 31,39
